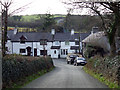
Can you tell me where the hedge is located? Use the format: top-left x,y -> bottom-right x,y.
84,55 -> 120,88
2,55 -> 54,88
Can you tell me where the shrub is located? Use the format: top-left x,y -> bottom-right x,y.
2,55 -> 54,88
85,55 -> 120,87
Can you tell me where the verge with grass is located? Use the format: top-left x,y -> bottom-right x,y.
83,67 -> 119,88
83,55 -> 120,88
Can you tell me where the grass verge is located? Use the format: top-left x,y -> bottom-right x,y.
7,66 -> 55,89
83,67 -> 120,88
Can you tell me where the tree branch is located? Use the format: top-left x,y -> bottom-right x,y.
9,2 -> 32,16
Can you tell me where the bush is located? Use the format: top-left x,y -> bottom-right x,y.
85,55 -> 120,87
2,55 -> 54,88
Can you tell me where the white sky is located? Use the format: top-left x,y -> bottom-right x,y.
1,0 -> 119,15
9,0 -> 69,15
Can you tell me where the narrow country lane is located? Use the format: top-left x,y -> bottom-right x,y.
23,59 -> 108,88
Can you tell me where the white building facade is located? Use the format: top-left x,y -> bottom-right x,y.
6,29 -> 89,58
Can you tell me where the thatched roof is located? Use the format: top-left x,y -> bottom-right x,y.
82,31 -> 110,52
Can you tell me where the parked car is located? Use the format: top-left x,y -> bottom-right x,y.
66,54 -> 79,64
74,57 -> 87,66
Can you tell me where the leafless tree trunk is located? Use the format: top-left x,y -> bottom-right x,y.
0,0 -> 31,57
0,1 -> 11,57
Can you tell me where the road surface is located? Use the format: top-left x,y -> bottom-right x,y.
23,59 -> 108,88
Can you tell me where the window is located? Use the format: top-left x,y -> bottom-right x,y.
20,40 -> 25,44
55,41 -> 59,45
61,49 -> 68,55
75,50 -> 78,53
61,49 -> 63,55
65,41 -> 69,45
40,50 -> 47,55
75,41 -> 79,45
40,39 -> 47,45
63,49 -> 65,55
54,50 -> 56,54
20,49 -> 26,53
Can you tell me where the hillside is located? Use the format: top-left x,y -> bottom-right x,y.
8,14 -> 102,33
9,14 -> 65,22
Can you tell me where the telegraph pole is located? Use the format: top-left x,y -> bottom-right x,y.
79,32 -> 81,54
0,7 -> 2,90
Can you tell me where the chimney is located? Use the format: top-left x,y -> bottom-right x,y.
51,29 -> 55,41
14,25 -> 18,35
91,27 -> 99,34
51,29 -> 55,35
71,29 -> 74,35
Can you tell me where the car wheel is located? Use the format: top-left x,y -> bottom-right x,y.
67,61 -> 69,64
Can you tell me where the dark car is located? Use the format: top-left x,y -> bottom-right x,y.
67,54 -> 78,64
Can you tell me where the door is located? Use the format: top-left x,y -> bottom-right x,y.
26,47 -> 31,56
52,50 -> 58,58
34,48 -> 37,56
40,50 -> 47,56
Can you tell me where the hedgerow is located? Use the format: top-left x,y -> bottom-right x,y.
84,55 -> 120,88
2,55 -> 54,88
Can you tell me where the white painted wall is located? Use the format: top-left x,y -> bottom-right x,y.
51,49 -> 59,58
7,40 -> 83,58
33,42 -> 52,56
13,42 -> 32,55
6,40 -> 12,54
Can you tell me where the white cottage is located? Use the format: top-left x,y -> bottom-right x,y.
6,28 -> 90,58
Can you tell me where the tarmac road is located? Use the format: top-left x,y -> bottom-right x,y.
23,59 -> 108,88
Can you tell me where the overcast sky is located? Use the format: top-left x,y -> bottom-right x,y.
1,0 -> 119,15
8,0 -> 70,15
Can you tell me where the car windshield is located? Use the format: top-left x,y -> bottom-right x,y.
78,58 -> 85,60
69,55 -> 77,58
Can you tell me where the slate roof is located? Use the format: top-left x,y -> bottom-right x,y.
7,30 -> 14,40
7,30 -> 90,42
10,32 -> 53,42
54,33 -> 80,41
80,33 -> 91,41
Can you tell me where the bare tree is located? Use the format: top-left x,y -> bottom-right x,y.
62,0 -> 120,56
0,0 -> 12,57
0,0 -> 31,57
64,8 -> 73,31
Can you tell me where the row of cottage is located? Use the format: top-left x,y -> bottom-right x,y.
6,28 -> 90,58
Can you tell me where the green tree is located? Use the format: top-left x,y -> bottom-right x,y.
13,16 -> 22,21
43,13 -> 55,31
64,8 -> 73,31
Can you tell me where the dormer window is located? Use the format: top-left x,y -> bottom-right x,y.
20,35 -> 27,44
40,39 -> 47,45
75,41 -> 79,45
55,41 -> 59,45
65,41 -> 69,45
